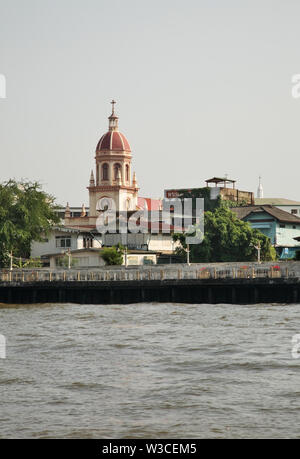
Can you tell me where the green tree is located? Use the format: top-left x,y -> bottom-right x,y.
174,187 -> 222,212
0,180 -> 60,267
173,205 -> 276,262
57,257 -> 78,268
13,257 -> 43,268
101,243 -> 124,265
224,199 -> 250,208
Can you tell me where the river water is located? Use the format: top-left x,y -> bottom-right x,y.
0,302 -> 300,439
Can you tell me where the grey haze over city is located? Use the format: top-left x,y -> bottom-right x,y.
0,0 -> 300,206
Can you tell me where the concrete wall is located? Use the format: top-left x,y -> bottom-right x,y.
50,252 -> 106,269
50,251 -> 156,268
127,254 -> 157,266
2,262 -> 300,305
148,234 -> 175,251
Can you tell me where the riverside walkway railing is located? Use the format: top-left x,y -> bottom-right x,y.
0,264 -> 299,283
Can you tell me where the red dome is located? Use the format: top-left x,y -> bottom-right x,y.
96,131 -> 131,152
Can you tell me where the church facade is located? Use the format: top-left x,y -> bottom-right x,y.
65,100 -> 139,229
31,101 -> 177,267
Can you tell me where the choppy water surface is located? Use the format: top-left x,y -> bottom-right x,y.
0,302 -> 300,439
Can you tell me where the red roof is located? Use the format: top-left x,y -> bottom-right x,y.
138,197 -> 162,211
96,131 -> 131,152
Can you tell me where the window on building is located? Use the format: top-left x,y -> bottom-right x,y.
126,164 -> 129,182
102,163 -> 109,181
83,237 -> 93,248
280,224 -> 286,228
56,236 -> 72,248
114,163 -> 121,180
291,209 -> 298,215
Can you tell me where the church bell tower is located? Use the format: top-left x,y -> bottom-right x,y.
88,101 -> 139,217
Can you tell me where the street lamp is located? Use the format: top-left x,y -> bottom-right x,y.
67,248 -> 72,269
186,243 -> 190,266
62,249 -> 72,269
9,251 -> 13,271
251,241 -> 261,264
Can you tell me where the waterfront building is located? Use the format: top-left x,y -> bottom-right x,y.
31,102 -> 177,266
46,248 -> 158,268
31,226 -> 159,267
231,205 -> 300,259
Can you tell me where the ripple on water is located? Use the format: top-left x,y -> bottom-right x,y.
1,302 -> 300,439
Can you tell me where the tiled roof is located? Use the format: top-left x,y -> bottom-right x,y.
96,131 -> 131,152
231,205 -> 300,224
138,197 -> 162,211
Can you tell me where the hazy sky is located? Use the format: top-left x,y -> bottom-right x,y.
1,0 -> 300,206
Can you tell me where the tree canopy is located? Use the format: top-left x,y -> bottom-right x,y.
173,204 -> 277,263
0,180 -> 60,267
101,244 -> 124,265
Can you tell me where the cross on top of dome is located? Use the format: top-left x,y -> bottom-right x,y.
108,99 -> 119,131
96,100 -> 131,151
111,99 -> 116,115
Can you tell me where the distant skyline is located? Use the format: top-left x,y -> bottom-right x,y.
1,0 -> 300,205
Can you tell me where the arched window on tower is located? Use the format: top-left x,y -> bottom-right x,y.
102,163 -> 109,181
126,164 -> 130,182
114,163 -> 121,180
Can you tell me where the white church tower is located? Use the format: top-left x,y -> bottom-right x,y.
88,100 -> 139,217
257,176 -> 264,199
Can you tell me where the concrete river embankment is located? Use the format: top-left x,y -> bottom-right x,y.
0,262 -> 300,305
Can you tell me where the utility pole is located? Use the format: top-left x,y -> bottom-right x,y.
186,243 -> 190,266
257,240 -> 261,264
123,232 -> 128,268
9,251 -> 13,271
251,241 -> 261,264
67,248 -> 72,269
